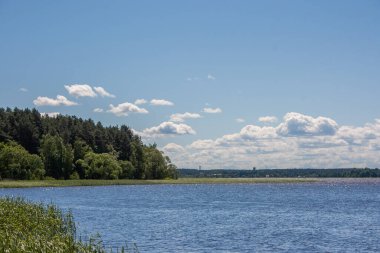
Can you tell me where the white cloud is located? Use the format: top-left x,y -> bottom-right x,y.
19,88 -> 28,92
170,112 -> 202,122
93,108 -> 104,113
140,121 -> 195,138
258,116 -> 278,123
162,113 -> 380,170
33,95 -> 78,106
65,84 -> 97,98
189,139 -> 216,150
134,99 -> 147,105
94,87 -> 115,98
203,107 -> 222,114
236,118 -> 245,123
40,112 -> 60,118
207,74 -> 216,80
240,125 -> 278,140
276,112 -> 338,136
162,143 -> 185,153
150,99 -> 174,106
108,102 -> 148,116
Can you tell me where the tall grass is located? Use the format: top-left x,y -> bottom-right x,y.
0,197 -> 138,253
0,177 -> 317,188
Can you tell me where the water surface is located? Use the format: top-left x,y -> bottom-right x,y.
1,179 -> 380,252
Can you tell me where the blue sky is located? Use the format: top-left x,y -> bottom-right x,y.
1,1 -> 380,169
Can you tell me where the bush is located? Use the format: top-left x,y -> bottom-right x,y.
0,142 -> 45,180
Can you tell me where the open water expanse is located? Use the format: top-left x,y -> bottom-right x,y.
1,179 -> 380,252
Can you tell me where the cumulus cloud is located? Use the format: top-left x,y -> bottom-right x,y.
94,87 -> 115,98
19,88 -> 28,92
93,108 -> 104,113
236,118 -> 245,123
33,95 -> 78,106
203,107 -> 222,113
189,139 -> 216,150
258,116 -> 277,123
140,121 -> 195,138
170,112 -> 202,122
65,84 -> 97,98
134,99 -> 147,105
240,125 -> 278,140
108,102 -> 148,116
162,113 -> 380,170
150,99 -> 174,106
40,112 -> 60,118
337,124 -> 378,146
276,112 -> 338,136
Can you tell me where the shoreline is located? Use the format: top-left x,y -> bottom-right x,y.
1,178 -> 379,189
0,178 -> 318,188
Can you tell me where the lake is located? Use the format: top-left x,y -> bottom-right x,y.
1,179 -> 380,252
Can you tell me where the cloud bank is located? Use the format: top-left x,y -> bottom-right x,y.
159,112 -> 380,170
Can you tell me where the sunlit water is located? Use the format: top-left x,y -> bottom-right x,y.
1,179 -> 380,252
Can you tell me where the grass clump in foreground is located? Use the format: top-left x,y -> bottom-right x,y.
0,197 -> 137,253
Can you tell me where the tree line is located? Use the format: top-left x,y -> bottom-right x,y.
179,168 -> 380,178
0,108 -> 177,180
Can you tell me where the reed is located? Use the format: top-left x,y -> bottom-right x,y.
0,197 -> 138,253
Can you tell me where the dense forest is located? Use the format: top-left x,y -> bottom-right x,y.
179,168 -> 380,178
0,108 -> 177,180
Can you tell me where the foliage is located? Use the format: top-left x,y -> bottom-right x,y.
79,152 -> 122,179
0,142 -> 44,180
0,197 -> 139,253
0,107 -> 177,180
119,160 -> 135,179
0,197 -> 101,252
144,145 -> 178,179
40,134 -> 74,179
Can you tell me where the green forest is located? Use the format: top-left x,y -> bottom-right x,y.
0,108 -> 177,180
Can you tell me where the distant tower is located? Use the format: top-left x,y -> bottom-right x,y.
199,165 -> 202,171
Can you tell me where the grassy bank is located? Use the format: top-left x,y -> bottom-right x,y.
0,197 -> 110,253
0,177 -> 317,188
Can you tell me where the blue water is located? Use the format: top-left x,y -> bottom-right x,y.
1,179 -> 380,252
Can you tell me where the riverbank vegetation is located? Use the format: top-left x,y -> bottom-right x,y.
0,178 -> 316,188
0,108 -> 177,181
0,197 -> 127,252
